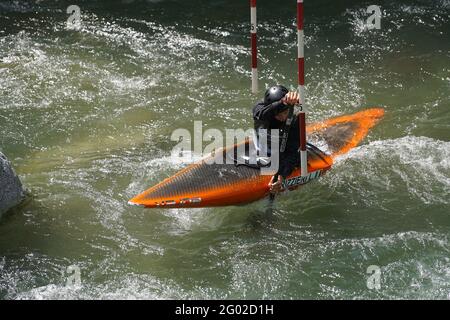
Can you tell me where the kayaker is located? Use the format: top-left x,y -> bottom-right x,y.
252,85 -> 300,194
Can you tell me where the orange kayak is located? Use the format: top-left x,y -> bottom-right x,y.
129,108 -> 384,208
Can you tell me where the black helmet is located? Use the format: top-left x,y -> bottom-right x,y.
264,85 -> 288,105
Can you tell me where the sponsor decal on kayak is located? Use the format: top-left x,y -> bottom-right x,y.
155,197 -> 202,207
283,170 -> 322,189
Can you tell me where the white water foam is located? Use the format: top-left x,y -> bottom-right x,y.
330,136 -> 450,205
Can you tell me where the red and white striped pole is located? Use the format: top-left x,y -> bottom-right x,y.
250,0 -> 258,93
297,0 -> 308,176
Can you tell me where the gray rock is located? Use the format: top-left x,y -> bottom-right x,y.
0,151 -> 25,218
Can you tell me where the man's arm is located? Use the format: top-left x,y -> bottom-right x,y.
252,100 -> 284,121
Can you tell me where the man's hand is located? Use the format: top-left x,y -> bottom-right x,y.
281,91 -> 300,105
269,175 -> 284,194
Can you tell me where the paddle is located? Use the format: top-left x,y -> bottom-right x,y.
264,173 -> 277,216
269,173 -> 279,202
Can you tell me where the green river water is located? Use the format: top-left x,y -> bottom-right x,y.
0,0 -> 449,299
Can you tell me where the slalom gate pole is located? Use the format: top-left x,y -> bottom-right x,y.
297,0 -> 308,177
250,0 -> 258,93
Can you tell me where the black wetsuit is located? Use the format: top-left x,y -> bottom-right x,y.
252,100 -> 300,178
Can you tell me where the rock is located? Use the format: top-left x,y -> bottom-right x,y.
0,151 -> 25,218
